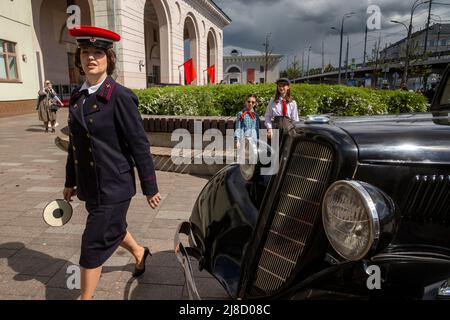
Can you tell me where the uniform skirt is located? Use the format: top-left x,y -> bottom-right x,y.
79,199 -> 131,269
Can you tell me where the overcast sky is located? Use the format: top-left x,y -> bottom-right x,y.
214,0 -> 450,70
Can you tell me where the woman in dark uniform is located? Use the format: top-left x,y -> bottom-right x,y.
63,26 -> 161,300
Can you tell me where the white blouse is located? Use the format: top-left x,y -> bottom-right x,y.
264,98 -> 299,129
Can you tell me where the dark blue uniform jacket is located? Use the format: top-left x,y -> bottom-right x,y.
65,76 -> 158,205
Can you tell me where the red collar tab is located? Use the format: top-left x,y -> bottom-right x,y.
96,77 -> 115,101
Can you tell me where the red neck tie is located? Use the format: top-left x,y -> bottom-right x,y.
282,98 -> 288,116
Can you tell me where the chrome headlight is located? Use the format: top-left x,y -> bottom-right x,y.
322,180 -> 395,261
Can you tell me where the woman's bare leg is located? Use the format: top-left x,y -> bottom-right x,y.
51,120 -> 56,132
120,231 -> 145,268
80,266 -> 102,300
43,121 -> 48,132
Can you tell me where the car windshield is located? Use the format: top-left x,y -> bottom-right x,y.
440,75 -> 450,107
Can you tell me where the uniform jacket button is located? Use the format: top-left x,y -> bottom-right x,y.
75,160 -> 78,165
89,148 -> 92,152
87,133 -> 90,138
92,104 -> 98,109
89,118 -> 93,124
73,146 -> 76,151
90,162 -> 94,166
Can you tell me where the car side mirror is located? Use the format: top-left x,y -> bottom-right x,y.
432,111 -> 450,126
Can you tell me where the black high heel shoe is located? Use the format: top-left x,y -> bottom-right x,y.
132,247 -> 152,277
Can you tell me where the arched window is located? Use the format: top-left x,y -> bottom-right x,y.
228,66 -> 240,73
231,49 -> 239,56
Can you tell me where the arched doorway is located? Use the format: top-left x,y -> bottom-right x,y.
226,66 -> 241,84
33,0 -> 92,99
206,29 -> 217,84
183,14 -> 199,85
144,0 -> 171,86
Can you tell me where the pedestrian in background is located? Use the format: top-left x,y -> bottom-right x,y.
36,80 -> 63,133
425,84 -> 437,104
264,78 -> 299,139
64,26 -> 161,300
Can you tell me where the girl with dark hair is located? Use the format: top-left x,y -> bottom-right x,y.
235,94 -> 260,149
235,94 -> 260,164
264,78 -> 299,139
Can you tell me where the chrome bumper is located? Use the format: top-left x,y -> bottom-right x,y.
174,221 -> 202,300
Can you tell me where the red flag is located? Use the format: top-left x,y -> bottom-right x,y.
207,64 -> 216,84
183,58 -> 196,85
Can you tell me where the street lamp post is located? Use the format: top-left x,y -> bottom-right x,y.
301,49 -> 304,77
344,35 -> 349,83
338,12 -> 355,85
390,20 -> 408,84
306,45 -> 312,78
436,24 -> 442,59
391,20 -> 409,84
392,0 -> 430,86
331,12 -> 354,85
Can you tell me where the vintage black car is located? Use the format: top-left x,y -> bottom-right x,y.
174,64 -> 450,300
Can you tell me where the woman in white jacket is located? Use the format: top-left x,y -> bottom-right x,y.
264,78 -> 299,139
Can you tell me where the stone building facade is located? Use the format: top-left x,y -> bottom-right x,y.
0,0 -> 230,116
223,46 -> 283,84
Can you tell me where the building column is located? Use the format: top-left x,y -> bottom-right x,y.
217,31 -> 224,83
108,0 -> 146,88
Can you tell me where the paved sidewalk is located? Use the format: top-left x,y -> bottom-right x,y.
0,109 -> 228,300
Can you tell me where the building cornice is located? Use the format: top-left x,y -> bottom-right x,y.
186,0 -> 231,28
224,55 -> 284,63
207,0 -> 232,23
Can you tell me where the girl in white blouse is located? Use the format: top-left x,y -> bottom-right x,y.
264,78 -> 299,139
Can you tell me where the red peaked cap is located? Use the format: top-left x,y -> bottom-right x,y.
69,25 -> 121,49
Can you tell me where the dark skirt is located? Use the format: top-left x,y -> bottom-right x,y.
79,199 -> 131,269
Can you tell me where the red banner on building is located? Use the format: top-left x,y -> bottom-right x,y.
183,58 -> 197,85
207,64 -> 216,84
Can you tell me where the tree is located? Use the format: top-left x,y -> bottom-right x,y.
397,42 -> 432,88
323,63 -> 334,73
262,33 -> 277,83
286,56 -> 302,79
366,36 -> 382,88
280,70 -> 288,78
309,67 -> 323,75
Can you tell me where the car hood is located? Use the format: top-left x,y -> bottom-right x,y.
330,113 -> 450,164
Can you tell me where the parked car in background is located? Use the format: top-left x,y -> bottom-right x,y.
175,64 -> 450,300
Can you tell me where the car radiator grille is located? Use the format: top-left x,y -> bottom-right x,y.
252,141 -> 334,294
403,175 -> 450,225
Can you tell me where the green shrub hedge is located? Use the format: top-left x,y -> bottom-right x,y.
134,83 -> 427,117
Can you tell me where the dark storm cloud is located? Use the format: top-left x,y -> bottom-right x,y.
215,0 -> 450,69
